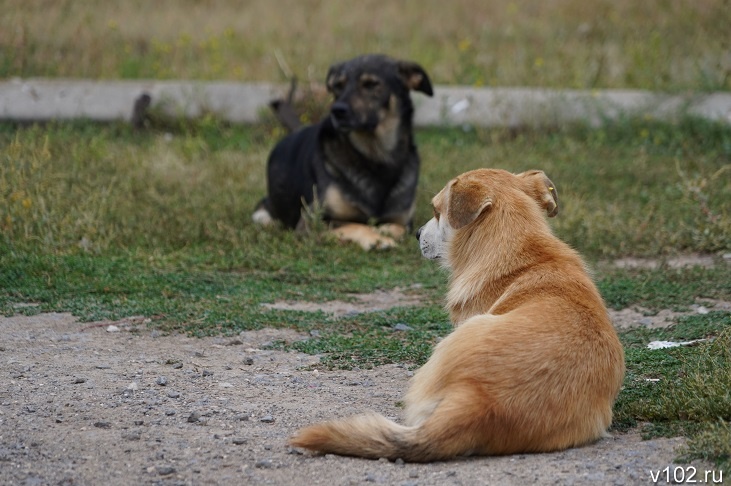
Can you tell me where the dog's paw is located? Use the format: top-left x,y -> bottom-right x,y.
371,234 -> 397,250
252,207 -> 274,226
377,223 -> 407,241
332,224 -> 397,251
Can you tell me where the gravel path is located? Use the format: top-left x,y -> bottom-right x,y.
0,310 -> 716,485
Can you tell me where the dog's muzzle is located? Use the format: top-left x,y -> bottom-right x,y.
330,102 -> 352,131
417,220 -> 445,260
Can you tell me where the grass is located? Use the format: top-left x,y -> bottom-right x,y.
1,117 -> 730,467
615,317 -> 731,471
2,0 -> 730,92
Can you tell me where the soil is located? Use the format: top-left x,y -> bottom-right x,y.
2,284 -> 727,485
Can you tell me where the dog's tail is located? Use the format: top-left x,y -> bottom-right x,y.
290,401 -> 479,462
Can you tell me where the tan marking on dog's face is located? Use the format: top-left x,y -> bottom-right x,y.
359,73 -> 382,90
326,72 -> 347,95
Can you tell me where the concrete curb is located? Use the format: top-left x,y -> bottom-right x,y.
1,78 -> 730,127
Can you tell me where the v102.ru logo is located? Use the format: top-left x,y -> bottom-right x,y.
650,466 -> 723,484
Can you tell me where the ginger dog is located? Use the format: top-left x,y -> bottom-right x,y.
290,169 -> 625,462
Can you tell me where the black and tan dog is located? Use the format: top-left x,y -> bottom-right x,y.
252,54 -> 433,250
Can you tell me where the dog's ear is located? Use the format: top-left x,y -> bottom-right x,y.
446,178 -> 493,229
397,61 -> 434,97
516,170 -> 559,217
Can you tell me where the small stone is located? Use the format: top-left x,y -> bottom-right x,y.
696,306 -> 710,315
232,438 -> 247,445
287,447 -> 303,455
255,459 -> 274,469
187,412 -> 200,423
122,431 -> 141,441
228,338 -> 243,346
236,414 -> 249,421
243,357 -> 254,366
393,323 -> 412,332
96,365 -> 111,369
126,382 -> 139,391
156,466 -> 175,476
260,414 -> 275,423
150,330 -> 161,338
25,405 -> 36,413
73,377 -> 87,384
164,410 -> 176,416
167,391 -> 180,399
394,458 -> 405,466
94,421 -> 111,429
156,376 -> 167,386
106,325 -> 120,333
133,420 -> 144,426
309,330 -> 321,337
365,473 -> 377,482
408,471 -> 419,478
172,362 -> 183,369
202,370 -> 214,377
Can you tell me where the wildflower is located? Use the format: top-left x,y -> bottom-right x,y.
458,39 -> 471,52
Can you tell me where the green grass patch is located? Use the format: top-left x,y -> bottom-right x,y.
614,315 -> 731,469
288,306 -> 451,369
598,265 -> 731,311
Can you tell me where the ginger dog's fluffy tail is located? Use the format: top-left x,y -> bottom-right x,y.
290,413 -> 409,460
290,402 -> 476,462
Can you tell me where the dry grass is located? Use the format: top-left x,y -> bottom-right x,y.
2,0 -> 730,91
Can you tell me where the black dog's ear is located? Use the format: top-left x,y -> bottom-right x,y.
325,63 -> 346,93
397,60 -> 433,97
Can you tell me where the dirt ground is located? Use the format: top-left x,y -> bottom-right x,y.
2,265 -> 727,485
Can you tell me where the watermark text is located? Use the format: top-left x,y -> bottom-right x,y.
650,466 -> 723,484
